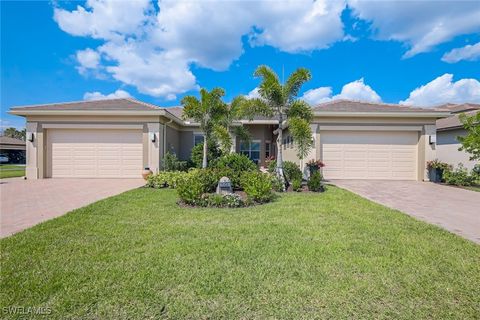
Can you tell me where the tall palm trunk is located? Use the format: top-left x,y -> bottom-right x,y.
276,114 -> 286,191
202,135 -> 208,168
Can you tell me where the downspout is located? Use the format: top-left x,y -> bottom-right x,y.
162,118 -> 173,171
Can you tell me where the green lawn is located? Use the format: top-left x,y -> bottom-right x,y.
1,187 -> 479,319
0,165 -> 25,179
463,185 -> 480,192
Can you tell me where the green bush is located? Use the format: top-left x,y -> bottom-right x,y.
200,193 -> 244,208
191,141 -> 223,168
291,178 -> 302,192
240,171 -> 274,203
443,164 -> 476,186
146,172 -> 167,189
146,171 -> 186,189
214,153 -> 256,188
307,171 -> 323,192
267,160 -> 302,182
162,152 -> 188,171
270,174 -> 284,192
176,170 -> 210,205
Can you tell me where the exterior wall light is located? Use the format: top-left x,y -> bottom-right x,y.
27,132 -> 34,142
149,132 -> 156,142
429,135 -> 436,144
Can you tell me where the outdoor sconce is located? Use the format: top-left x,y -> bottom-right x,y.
27,132 -> 34,142
429,135 -> 436,145
149,132 -> 156,142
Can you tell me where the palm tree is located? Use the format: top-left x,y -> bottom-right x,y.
181,88 -> 231,168
234,65 -> 314,190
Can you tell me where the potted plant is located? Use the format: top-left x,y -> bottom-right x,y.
306,159 -> 325,175
142,167 -> 153,180
426,159 -> 451,182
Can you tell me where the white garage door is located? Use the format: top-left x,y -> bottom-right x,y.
321,131 -> 418,180
47,129 -> 143,178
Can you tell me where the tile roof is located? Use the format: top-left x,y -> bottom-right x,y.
0,136 -> 26,145
313,99 -> 439,113
11,98 -> 161,111
434,103 -> 480,114
436,110 -> 479,131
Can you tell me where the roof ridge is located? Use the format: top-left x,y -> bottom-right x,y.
123,97 -> 162,110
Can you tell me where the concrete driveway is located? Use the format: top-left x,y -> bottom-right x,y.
0,178 -> 145,238
332,180 -> 480,244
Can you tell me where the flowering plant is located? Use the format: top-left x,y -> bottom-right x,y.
306,159 -> 325,169
426,159 -> 451,171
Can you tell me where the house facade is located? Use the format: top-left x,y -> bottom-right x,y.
436,104 -> 480,170
10,98 -> 449,181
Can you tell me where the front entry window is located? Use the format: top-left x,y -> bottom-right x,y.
193,134 -> 204,146
240,140 -> 261,164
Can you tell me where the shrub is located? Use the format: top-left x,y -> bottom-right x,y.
291,178 -> 302,192
426,159 -> 451,171
200,193 -> 244,208
214,153 -> 256,188
267,160 -> 302,182
146,172 -> 167,189
307,171 -> 323,192
176,170 -> 210,205
270,174 -> 284,192
443,164 -> 476,186
162,152 -> 188,171
191,141 -> 223,168
146,171 -> 186,189
240,171 -> 274,203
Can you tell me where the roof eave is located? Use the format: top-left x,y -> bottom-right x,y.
9,109 -> 167,117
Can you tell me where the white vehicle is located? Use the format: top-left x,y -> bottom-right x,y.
0,155 -> 9,163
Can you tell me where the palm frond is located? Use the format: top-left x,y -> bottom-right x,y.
287,100 -> 313,122
212,124 -> 232,153
288,117 -> 314,160
284,68 -> 311,100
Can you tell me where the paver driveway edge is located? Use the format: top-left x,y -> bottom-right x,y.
0,178 -> 145,238
330,180 -> 480,244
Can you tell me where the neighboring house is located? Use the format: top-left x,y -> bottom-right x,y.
436,103 -> 480,170
9,98 -> 448,181
0,136 -> 26,164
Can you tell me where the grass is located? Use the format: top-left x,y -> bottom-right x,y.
1,187 -> 479,319
462,185 -> 480,192
0,165 -> 25,179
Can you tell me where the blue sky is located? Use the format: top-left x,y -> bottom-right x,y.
2,0 -> 480,129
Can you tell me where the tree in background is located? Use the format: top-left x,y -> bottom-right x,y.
234,65 -> 313,190
458,112 -> 480,160
182,88 -> 232,168
2,127 -> 26,140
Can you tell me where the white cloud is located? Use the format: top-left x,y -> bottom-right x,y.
75,48 -> 100,75
83,89 -> 132,101
54,0 -> 154,41
54,0 -> 346,99
442,42 -> 480,63
54,0 -> 480,100
400,74 -> 480,107
302,78 -> 381,105
245,87 -> 260,99
302,87 -> 332,105
348,0 -> 480,57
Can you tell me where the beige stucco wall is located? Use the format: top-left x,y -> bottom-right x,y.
24,115 -> 164,179
437,129 -> 478,170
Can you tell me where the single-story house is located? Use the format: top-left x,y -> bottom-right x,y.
0,136 -> 26,164
9,98 -> 449,181
436,103 -> 480,170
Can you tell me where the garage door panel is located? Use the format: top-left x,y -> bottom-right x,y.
48,129 -> 143,178
321,131 -> 417,180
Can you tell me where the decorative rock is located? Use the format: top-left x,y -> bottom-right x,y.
216,176 -> 233,195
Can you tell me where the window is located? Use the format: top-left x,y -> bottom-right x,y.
240,140 -> 261,164
265,141 -> 271,159
193,133 -> 204,146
